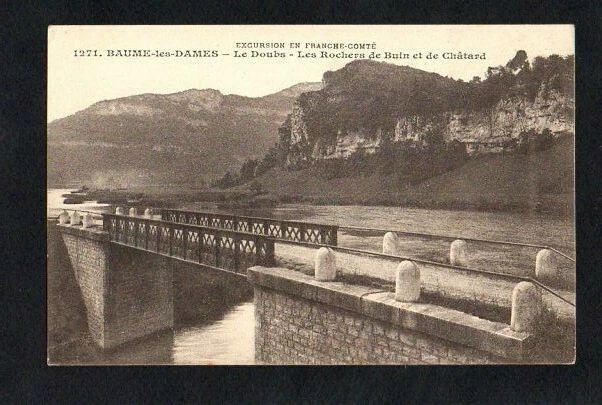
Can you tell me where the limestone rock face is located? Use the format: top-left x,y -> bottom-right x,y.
283,87 -> 574,167
286,101 -> 313,168
91,101 -> 165,117
167,89 -> 224,113
446,89 -> 574,143
280,59 -> 574,168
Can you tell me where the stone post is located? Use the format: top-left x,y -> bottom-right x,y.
116,206 -> 125,215
129,207 -> 138,216
315,247 -> 336,281
59,210 -> 69,225
383,232 -> 398,255
70,210 -> 81,226
450,239 -> 468,267
510,282 -> 543,334
395,260 -> 421,302
535,249 -> 558,283
82,213 -> 94,228
144,208 -> 153,218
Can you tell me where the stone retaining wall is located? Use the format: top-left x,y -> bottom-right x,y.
249,266 -> 534,365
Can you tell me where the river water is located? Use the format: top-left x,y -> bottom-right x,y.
48,189 -> 257,365
47,189 -> 575,365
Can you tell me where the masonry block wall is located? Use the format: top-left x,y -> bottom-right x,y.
58,224 -> 173,348
47,220 -> 88,352
104,245 -> 173,348
249,267 -> 534,365
61,228 -> 109,345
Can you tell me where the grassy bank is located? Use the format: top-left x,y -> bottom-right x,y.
247,136 -> 574,216
64,136 -> 574,217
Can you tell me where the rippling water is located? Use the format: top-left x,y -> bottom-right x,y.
184,203 -> 574,252
182,201 -> 575,285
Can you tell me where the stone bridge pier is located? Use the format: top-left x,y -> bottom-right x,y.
56,224 -> 173,349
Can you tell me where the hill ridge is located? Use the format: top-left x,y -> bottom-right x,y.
47,82 -> 322,186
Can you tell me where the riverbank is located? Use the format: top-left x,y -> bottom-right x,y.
53,134 -> 572,217
247,135 -> 574,217
53,182 -> 572,218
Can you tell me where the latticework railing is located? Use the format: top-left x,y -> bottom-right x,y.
102,214 -> 275,274
161,209 -> 338,246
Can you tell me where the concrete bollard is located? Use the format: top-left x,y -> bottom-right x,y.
144,208 -> 153,218
450,239 -> 469,267
82,213 -> 94,228
535,249 -> 558,282
70,210 -> 81,226
116,206 -> 125,215
129,207 -> 138,216
510,282 -> 543,334
383,232 -> 398,255
315,247 -> 336,281
395,260 -> 421,302
59,210 -> 69,225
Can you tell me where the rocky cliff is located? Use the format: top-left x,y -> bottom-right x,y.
445,88 -> 573,143
280,57 -> 574,167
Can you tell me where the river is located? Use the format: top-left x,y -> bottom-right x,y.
47,189 -> 575,364
48,189 -> 257,365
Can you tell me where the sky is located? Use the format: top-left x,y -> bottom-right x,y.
48,25 -> 574,122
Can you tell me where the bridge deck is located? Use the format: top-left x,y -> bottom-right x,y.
59,209 -> 574,324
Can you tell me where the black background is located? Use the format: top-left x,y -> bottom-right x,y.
2,1 -> 601,402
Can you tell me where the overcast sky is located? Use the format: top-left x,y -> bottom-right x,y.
48,25 -> 574,122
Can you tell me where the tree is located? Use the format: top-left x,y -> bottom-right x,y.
506,50 -> 528,71
423,121 -> 446,148
216,170 -> 236,188
249,180 -> 263,195
239,159 -> 258,182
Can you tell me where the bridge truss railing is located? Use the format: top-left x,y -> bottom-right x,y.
102,213 -> 275,274
160,209 -> 338,246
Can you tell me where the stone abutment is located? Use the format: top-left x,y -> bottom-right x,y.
56,223 -> 173,349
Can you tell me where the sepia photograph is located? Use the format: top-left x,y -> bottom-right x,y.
47,25 -> 575,365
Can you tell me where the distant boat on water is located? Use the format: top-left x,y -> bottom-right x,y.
70,185 -> 90,195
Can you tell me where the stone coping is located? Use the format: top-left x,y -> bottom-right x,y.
248,266 -> 534,360
56,223 -> 110,242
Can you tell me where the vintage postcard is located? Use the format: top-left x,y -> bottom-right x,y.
47,25 -> 575,365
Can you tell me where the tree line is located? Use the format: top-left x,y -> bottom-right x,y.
214,52 -> 573,189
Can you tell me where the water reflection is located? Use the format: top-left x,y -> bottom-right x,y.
173,302 -> 255,365
49,301 -> 255,365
